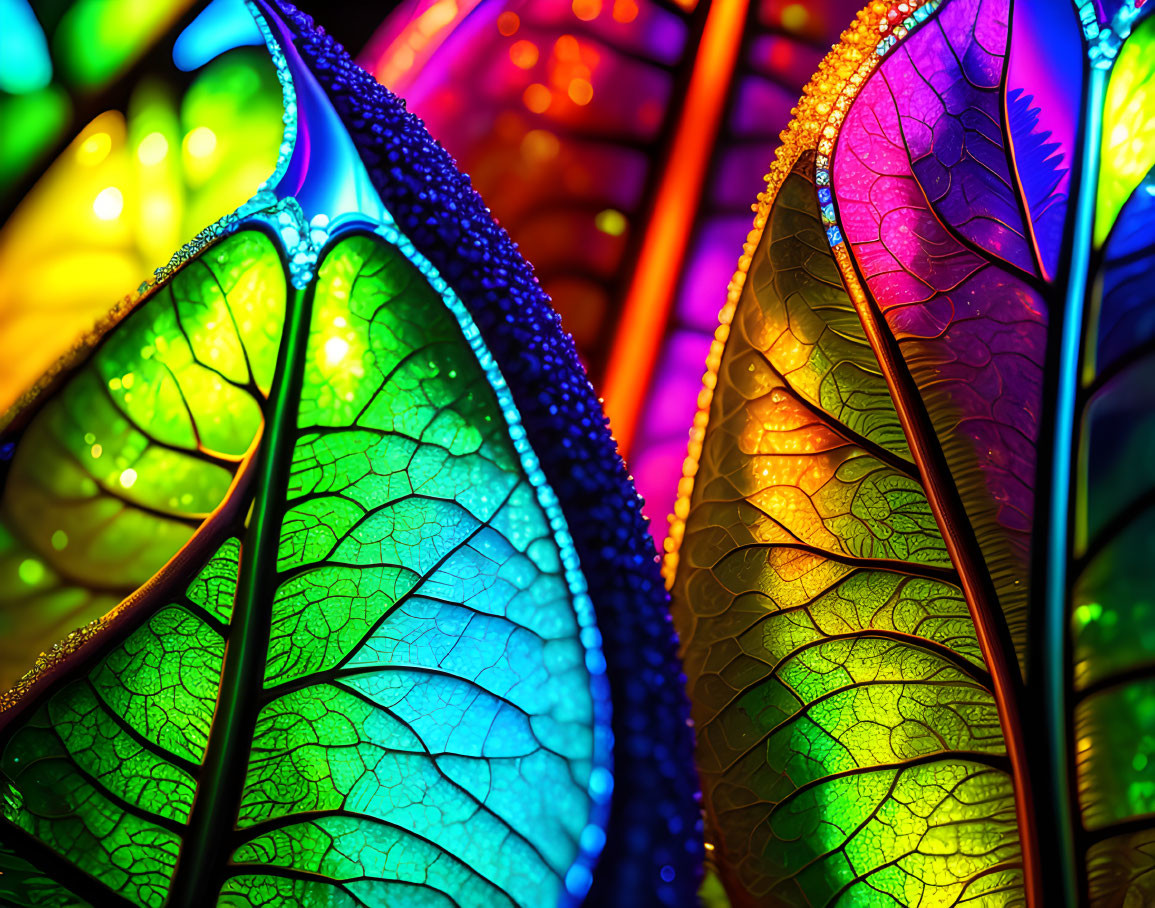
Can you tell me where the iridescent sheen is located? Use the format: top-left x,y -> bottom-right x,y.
2,228 -> 606,906
668,0 -> 1155,905
0,0 -> 694,904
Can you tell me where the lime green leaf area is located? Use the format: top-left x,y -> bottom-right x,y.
0,228 -> 604,906
0,229 -> 283,684
1098,12 -> 1155,246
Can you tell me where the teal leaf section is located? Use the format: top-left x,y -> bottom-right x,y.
0,227 -> 609,908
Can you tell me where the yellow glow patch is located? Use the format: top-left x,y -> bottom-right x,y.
77,132 -> 112,165
595,209 -> 627,236
781,3 -> 808,31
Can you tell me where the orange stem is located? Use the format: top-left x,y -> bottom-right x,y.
602,0 -> 749,454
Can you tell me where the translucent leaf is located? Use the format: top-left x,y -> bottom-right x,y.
0,1 -> 694,903
668,0 -> 1155,904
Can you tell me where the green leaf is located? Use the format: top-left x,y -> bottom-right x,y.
0,228 -> 608,907
0,229 -> 284,687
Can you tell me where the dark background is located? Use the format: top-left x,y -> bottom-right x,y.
293,1 -> 406,57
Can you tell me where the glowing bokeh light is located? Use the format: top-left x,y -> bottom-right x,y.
555,34 -> 580,61
568,78 -> 594,105
524,83 -> 551,113
510,40 -> 539,68
92,186 -> 124,220
77,132 -> 112,165
573,0 -> 602,21
595,209 -> 627,236
136,131 -> 169,165
17,559 -> 44,587
612,0 -> 638,22
521,129 -> 560,161
184,125 -> 218,158
497,10 -> 519,35
323,336 -> 350,364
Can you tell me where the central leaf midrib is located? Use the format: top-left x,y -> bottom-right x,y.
167,278 -> 314,907
827,207 -> 1042,899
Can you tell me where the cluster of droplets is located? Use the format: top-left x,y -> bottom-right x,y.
151,193 -> 332,293
1078,0 -> 1149,67
875,0 -> 943,55
270,204 -> 330,287
151,219 -> 231,287
247,0 -> 299,193
0,609 -> 112,715
815,0 -> 940,248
